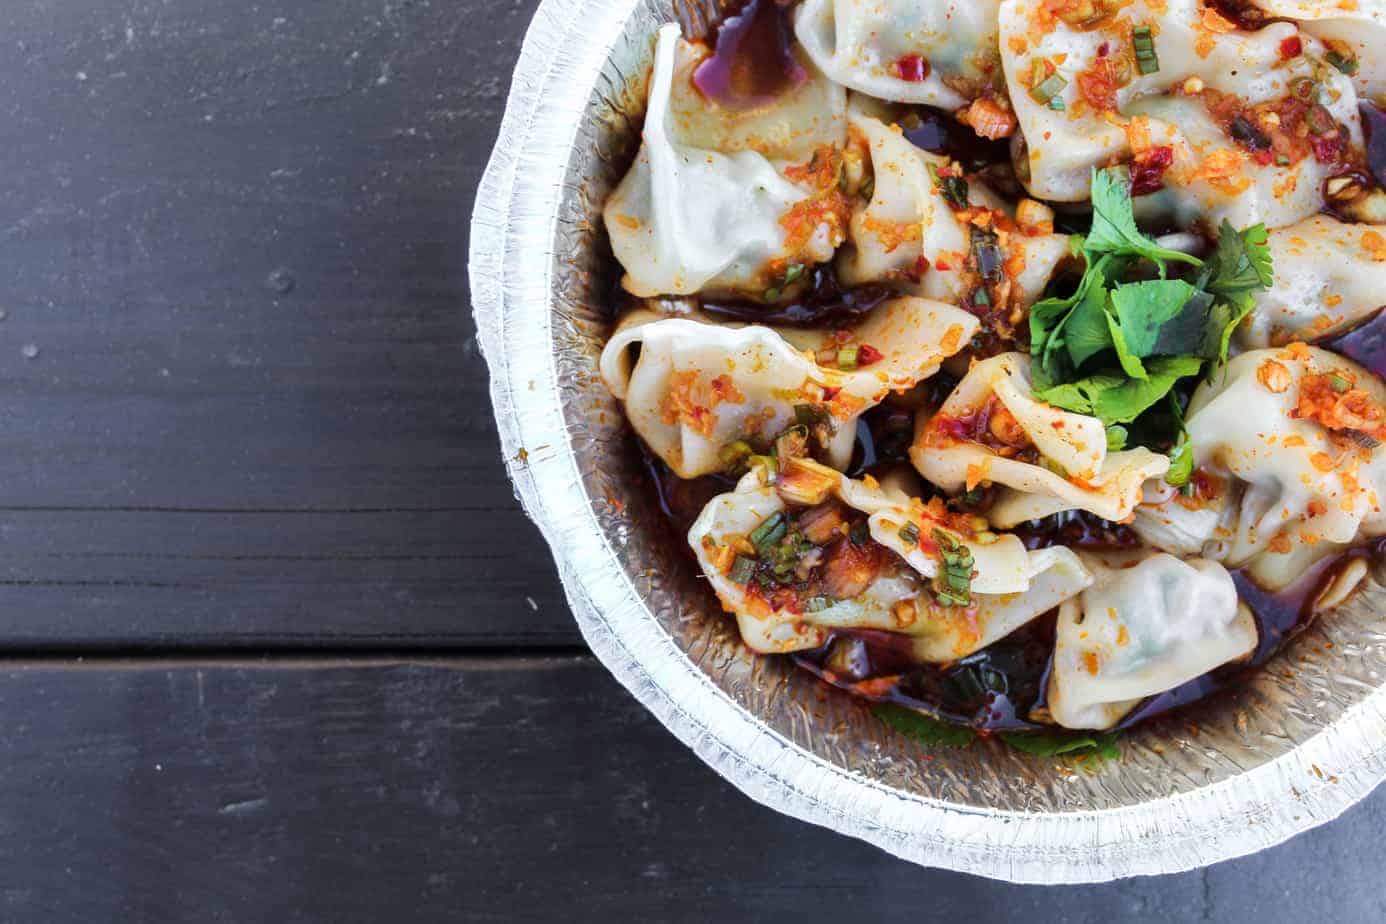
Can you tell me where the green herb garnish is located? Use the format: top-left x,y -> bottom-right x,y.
749,512 -> 787,551
898,521 -> 921,546
931,529 -> 974,608
1029,168 -> 1272,449
1327,49 -> 1360,76
728,555 -> 756,585
873,703 -> 976,748
928,163 -> 969,209
1001,730 -> 1121,769
1132,25 -> 1159,75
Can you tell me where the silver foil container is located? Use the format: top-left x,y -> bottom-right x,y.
468,0 -> 1386,882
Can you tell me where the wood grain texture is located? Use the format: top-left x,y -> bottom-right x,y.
0,0 -> 575,645
1,655 -> 1381,923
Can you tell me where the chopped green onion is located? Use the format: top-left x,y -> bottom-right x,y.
747,454 -> 779,481
931,529 -> 974,607
972,228 -> 1004,282
849,520 -> 871,547
1328,373 -> 1352,393
750,512 -> 788,551
763,286 -> 781,301
859,174 -> 875,201
972,288 -> 991,307
1327,49 -> 1360,76
803,595 -> 834,613
728,555 -> 756,584
927,163 -> 969,209
837,345 -> 860,370
1047,96 -> 1066,111
719,440 -> 755,473
1276,154 -> 1291,166
1029,72 -> 1068,106
794,404 -> 828,427
1132,26 -> 1159,75
1165,440 -> 1194,487
1105,425 -> 1127,451
898,522 -> 921,546
782,263 -> 805,286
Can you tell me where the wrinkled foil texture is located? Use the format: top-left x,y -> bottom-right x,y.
468,0 -> 1386,882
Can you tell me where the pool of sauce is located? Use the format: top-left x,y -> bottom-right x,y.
625,6 -> 1386,738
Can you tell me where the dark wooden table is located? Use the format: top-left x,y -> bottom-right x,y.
1,1 -> 1381,920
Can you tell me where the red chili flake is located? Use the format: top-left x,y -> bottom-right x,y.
1252,148 -> 1275,166
895,54 -> 930,83
857,344 -> 885,366
1311,130 -> 1348,165
1097,41 -> 1110,57
909,255 -> 930,282
935,258 -> 953,271
1129,145 -> 1174,195
822,386 -> 842,400
1279,36 -> 1303,59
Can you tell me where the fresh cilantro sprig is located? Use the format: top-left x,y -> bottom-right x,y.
1000,729 -> 1122,770
872,703 -> 976,748
1029,167 -> 1274,453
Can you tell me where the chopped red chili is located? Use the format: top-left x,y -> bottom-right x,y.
857,344 -> 885,366
1130,145 -> 1174,195
1279,36 -> 1302,59
895,54 -> 930,83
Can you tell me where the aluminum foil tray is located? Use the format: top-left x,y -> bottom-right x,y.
468,0 -> 1386,882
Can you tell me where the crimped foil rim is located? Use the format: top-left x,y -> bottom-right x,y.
466,0 -> 1386,882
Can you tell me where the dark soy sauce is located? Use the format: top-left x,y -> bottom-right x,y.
1320,307 -> 1386,382
793,616 -> 1057,731
691,0 -> 805,110
700,264 -> 897,328
902,109 -> 1012,173
1362,102 -> 1386,190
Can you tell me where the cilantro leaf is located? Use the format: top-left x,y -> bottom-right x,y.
1037,356 -> 1203,424
1150,289 -> 1218,359
1205,220 -> 1273,296
872,703 -> 976,748
1085,167 -> 1202,272
1063,281 -> 1115,369
1001,729 -> 1122,767
1110,279 -> 1199,357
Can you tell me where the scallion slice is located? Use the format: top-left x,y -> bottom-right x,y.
803,595 -> 834,613
728,555 -> 757,584
849,520 -> 871,547
1132,26 -> 1159,75
750,512 -> 787,551
898,522 -> 921,546
1327,49 -> 1359,76
836,345 -> 860,370
931,529 -> 974,607
1029,71 -> 1068,106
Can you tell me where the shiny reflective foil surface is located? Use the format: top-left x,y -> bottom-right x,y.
468,0 -> 1386,882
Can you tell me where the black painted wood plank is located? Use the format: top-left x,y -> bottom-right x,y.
0,0 -> 573,644
0,655 -> 1380,922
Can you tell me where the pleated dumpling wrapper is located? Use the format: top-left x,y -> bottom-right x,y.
601,299 -> 977,478
689,465 -> 1092,661
911,352 -> 1170,528
1048,553 -> 1256,730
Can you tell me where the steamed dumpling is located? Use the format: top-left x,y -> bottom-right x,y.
604,24 -> 849,298
1047,553 -> 1256,730
999,0 -> 1363,227
1235,216 -> 1386,349
838,104 -> 1072,312
910,353 -> 1170,527
1132,346 -> 1386,589
794,0 -> 1004,109
601,298 -> 978,478
690,467 -> 1092,660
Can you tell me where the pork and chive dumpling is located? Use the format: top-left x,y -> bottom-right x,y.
690,466 -> 1092,660
604,24 -> 850,299
793,0 -> 1004,110
999,0 -> 1363,228
600,298 -> 978,478
838,104 -> 1073,320
1235,216 -> 1386,349
1047,553 -> 1256,730
1132,346 -> 1386,589
911,353 -> 1170,528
